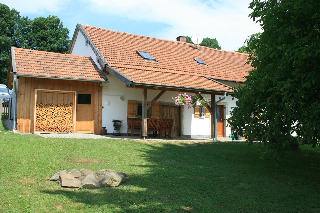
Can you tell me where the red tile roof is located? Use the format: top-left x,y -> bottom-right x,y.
77,24 -> 252,92
12,47 -> 106,82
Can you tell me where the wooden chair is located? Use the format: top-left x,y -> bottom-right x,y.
147,118 -> 161,138
127,117 -> 142,137
159,119 -> 174,138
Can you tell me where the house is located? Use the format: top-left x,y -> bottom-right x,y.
10,24 -> 252,139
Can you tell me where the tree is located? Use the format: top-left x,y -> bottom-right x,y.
228,0 -> 320,152
236,33 -> 261,54
0,4 -> 70,84
186,36 -> 221,50
18,16 -> 70,53
0,4 -> 20,84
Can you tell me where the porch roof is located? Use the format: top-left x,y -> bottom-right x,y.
72,24 -> 253,93
11,47 -> 107,82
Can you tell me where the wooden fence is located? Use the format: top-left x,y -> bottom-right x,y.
0,99 -> 10,119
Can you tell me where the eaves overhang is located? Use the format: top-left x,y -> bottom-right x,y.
106,65 -> 232,94
106,66 -> 133,86
130,81 -> 232,95
203,76 -> 233,89
14,74 -> 107,83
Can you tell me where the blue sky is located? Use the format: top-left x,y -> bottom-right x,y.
2,0 -> 261,51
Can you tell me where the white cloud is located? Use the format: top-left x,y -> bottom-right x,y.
1,0 -> 262,51
1,0 -> 71,15
86,0 -> 262,51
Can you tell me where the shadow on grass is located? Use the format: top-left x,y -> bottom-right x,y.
0,119 -> 9,131
42,142 -> 320,212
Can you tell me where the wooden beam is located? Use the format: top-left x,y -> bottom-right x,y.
129,84 -> 223,95
211,93 -> 216,139
142,88 -> 148,138
147,90 -> 166,110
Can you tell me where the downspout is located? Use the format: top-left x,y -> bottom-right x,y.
12,74 -> 18,131
214,92 -> 226,141
8,91 -> 11,119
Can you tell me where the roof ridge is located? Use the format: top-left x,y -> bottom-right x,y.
80,24 -> 249,55
14,47 -> 90,59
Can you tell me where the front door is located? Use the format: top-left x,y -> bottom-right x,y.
161,105 -> 180,137
76,93 -> 94,133
217,105 -> 224,137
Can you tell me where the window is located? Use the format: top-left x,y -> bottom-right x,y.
137,103 -> 143,116
127,100 -> 159,118
216,105 -> 223,122
136,51 -> 157,61
136,103 -> 152,117
194,58 -> 207,65
194,106 -> 210,118
77,94 -> 91,104
200,107 -> 206,118
0,87 -> 8,93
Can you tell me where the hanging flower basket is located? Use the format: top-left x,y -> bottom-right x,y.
191,95 -> 208,107
172,93 -> 192,106
172,92 -> 208,108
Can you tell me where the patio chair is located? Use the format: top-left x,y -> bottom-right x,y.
147,118 -> 161,138
159,118 -> 174,138
127,117 -> 142,137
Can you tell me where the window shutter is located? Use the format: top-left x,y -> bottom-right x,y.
205,107 -> 210,118
152,102 -> 160,118
127,100 -> 137,117
194,106 -> 200,118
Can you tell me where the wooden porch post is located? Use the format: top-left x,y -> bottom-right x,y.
211,93 -> 216,140
142,88 -> 148,139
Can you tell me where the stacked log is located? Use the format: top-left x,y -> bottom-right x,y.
35,103 -> 73,133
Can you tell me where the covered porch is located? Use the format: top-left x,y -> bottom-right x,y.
120,83 -> 230,140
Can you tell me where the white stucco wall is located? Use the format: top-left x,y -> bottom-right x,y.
216,95 -> 237,138
70,31 -> 237,138
181,94 -> 211,137
181,94 -> 237,138
71,31 -> 103,70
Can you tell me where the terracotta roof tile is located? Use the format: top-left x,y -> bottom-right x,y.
12,47 -> 106,82
116,67 -> 231,91
80,25 -> 252,91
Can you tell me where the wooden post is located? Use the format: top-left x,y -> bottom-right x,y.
211,93 -> 216,140
142,88 -> 148,139
0,99 -> 2,118
33,89 -> 37,133
73,91 -> 77,133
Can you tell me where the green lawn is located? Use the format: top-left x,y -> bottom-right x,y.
0,122 -> 319,212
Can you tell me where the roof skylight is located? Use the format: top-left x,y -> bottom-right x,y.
194,58 -> 207,65
136,51 -> 157,62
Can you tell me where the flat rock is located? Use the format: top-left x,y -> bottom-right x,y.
69,169 -> 81,178
79,168 -> 94,181
82,174 -> 100,189
50,170 -> 67,181
51,168 -> 126,188
97,169 -> 125,187
59,173 -> 81,188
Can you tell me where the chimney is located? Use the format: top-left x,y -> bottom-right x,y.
176,36 -> 187,42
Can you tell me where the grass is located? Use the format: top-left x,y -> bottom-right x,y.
0,121 -> 319,212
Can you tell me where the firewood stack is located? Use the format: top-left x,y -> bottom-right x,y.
35,103 -> 73,133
